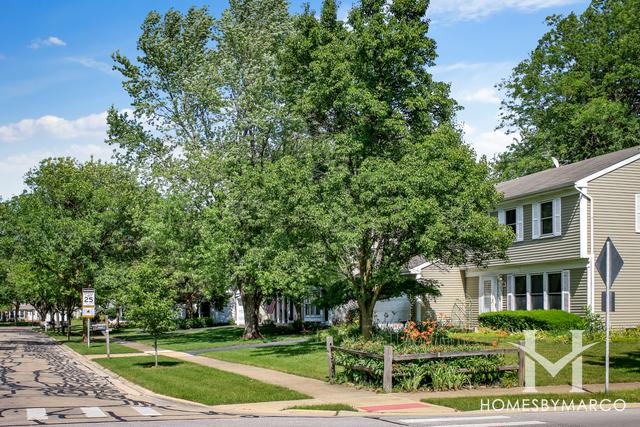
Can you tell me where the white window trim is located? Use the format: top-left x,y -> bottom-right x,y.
532,198 -> 561,239
499,206 -> 524,242
507,271 -> 568,312
506,274 -> 515,310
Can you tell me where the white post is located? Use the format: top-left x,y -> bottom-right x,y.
87,318 -> 91,348
105,314 -> 111,358
605,240 -> 611,393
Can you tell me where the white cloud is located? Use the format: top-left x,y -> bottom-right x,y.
458,87 -> 500,104
29,36 -> 67,49
466,129 -> 518,158
0,112 -> 108,143
433,61 -> 513,74
429,0 -> 581,21
0,143 -> 114,198
66,57 -> 113,74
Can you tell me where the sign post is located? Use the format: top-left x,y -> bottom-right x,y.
105,314 -> 111,358
82,288 -> 96,348
595,238 -> 623,394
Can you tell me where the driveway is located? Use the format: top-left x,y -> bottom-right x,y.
0,327 -> 231,426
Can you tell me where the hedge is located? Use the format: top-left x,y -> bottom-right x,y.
478,310 -> 583,332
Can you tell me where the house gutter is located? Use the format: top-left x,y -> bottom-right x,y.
575,184 -> 595,308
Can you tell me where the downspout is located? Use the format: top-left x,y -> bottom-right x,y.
575,185 -> 595,308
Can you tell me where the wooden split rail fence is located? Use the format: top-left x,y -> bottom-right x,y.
325,336 -> 525,393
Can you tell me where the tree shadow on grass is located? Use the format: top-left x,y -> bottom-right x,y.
124,325 -> 302,348
584,349 -> 640,374
232,341 -> 323,358
133,360 -> 183,369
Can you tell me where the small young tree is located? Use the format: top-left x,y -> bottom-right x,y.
125,264 -> 176,367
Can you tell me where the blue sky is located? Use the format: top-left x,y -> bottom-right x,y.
0,0 -> 589,198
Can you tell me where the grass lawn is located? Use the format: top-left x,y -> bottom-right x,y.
48,332 -> 138,355
423,389 -> 640,411
96,355 -> 309,405
288,403 -> 357,412
113,325 -> 304,352
203,340 -> 331,380
0,321 -> 37,327
452,332 -> 640,386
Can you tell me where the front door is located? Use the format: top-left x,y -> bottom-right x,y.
480,276 -> 498,313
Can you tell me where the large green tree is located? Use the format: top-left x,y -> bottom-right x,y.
8,158 -> 151,338
286,0 -> 512,339
108,3 -> 317,338
495,0 -> 640,180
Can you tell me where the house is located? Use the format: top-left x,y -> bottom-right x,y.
411,146 -> 640,329
215,146 -> 640,329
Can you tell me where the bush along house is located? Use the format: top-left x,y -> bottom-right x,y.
407,146 -> 640,329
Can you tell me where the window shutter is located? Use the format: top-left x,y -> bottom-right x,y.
562,270 -> 571,312
636,194 -> 640,233
507,275 -> 515,310
553,197 -> 562,236
498,209 -> 506,225
532,203 -> 541,239
516,206 -> 524,242
478,280 -> 484,314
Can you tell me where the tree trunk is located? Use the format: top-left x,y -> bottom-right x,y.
66,307 -> 73,341
359,299 -> 376,340
241,291 -> 262,339
154,337 -> 158,368
14,301 -> 19,325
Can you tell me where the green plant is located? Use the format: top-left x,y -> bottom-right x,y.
333,337 -> 507,391
396,364 -> 431,391
429,362 -> 468,391
581,305 -> 605,335
478,310 -> 582,332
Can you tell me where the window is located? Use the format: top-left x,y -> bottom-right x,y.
531,274 -> 544,309
507,271 -> 568,312
540,201 -> 554,235
505,208 -> 517,234
304,300 -> 321,317
548,273 -> 562,309
514,276 -> 527,310
532,198 -> 561,239
499,206 -> 523,241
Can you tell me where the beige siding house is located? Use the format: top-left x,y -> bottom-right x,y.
407,146 -> 640,329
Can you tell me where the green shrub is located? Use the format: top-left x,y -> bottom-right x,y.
429,363 -> 469,391
333,337 -> 505,391
478,310 -> 582,332
581,306 -> 605,334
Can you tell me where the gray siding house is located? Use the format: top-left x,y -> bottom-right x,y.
413,146 -> 640,329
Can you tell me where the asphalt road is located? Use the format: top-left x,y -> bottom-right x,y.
1,327 -> 638,427
62,409 -> 640,427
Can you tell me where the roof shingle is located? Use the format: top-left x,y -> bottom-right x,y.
496,146 -> 640,200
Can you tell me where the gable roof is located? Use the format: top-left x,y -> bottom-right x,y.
496,146 -> 640,201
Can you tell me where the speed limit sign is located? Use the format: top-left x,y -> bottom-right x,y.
82,288 -> 95,318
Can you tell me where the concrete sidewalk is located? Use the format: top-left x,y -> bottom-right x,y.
92,338 -> 640,417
